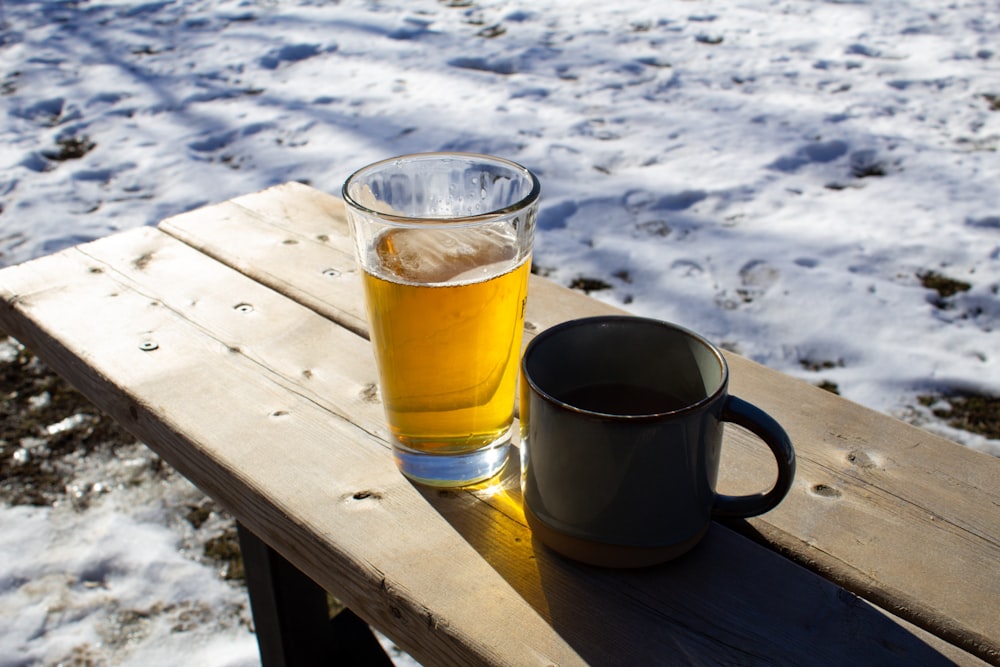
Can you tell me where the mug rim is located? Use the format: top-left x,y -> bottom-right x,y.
522,316 -> 730,420
341,151 -> 541,226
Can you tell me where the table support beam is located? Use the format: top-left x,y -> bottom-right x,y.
237,522 -> 395,667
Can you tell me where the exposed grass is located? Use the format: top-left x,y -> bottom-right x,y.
569,275 -> 613,293
799,358 -> 843,372
918,392 -> 1000,440
204,527 -> 246,582
918,270 -> 971,300
43,135 -> 96,162
817,380 -> 840,395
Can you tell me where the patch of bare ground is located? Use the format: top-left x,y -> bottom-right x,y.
0,336 -> 246,579
917,392 -> 1000,441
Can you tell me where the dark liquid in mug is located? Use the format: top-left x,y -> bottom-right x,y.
558,383 -> 689,416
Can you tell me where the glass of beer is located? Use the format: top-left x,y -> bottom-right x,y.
343,153 -> 539,487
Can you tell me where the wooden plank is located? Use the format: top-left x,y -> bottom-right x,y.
0,228 -> 984,666
159,182 -> 1000,663
0,229 -> 577,666
157,182 -> 368,338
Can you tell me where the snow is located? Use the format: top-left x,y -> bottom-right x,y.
0,442 -> 262,667
1,0 -> 998,664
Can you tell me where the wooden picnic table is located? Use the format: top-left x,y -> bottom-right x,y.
1,182 -> 997,666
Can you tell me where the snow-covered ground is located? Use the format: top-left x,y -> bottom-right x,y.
1,0 -> 998,664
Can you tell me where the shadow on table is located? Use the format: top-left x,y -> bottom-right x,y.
417,457 -> 959,666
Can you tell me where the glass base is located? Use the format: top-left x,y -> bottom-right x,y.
392,436 -> 511,488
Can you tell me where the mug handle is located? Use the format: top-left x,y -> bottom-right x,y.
712,396 -> 796,518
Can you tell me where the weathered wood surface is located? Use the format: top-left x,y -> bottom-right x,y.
159,182 -> 1000,663
0,182 -> 995,665
0,227 -> 983,666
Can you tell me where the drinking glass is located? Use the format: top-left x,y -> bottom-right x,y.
343,152 -> 539,486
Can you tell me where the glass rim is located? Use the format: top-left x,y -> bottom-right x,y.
341,151 -> 541,226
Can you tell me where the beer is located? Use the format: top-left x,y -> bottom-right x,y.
362,227 -> 530,453
344,151 -> 539,485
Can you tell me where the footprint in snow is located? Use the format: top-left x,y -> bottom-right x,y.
449,46 -> 558,77
189,131 -> 235,153
967,216 -> 1000,229
768,140 -> 849,173
740,259 -> 780,289
448,56 -> 517,76
389,17 -> 434,40
13,97 -> 80,125
721,259 -> 780,305
187,122 -> 275,153
537,201 -> 577,230
670,259 -> 704,278
624,188 -> 707,213
259,43 -> 333,70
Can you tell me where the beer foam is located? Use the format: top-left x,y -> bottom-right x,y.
374,227 -> 518,284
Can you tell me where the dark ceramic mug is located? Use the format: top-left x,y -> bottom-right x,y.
519,316 -> 796,567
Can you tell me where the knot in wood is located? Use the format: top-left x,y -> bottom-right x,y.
360,383 -> 379,403
847,449 -> 876,469
133,252 -> 154,270
811,483 -> 841,498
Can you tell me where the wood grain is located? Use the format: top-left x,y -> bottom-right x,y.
158,182 -> 1000,663
0,229 -> 575,665
0,183 -> 995,665
0,228 -> 984,666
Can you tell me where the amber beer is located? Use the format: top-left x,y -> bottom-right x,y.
363,227 -> 530,452
343,152 -> 539,486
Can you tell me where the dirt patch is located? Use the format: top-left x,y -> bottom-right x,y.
0,336 -> 245,578
0,338 -> 144,507
918,269 -> 971,306
918,391 -> 1000,440
43,135 -> 96,162
204,526 -> 246,582
569,275 -> 613,294
817,380 -> 840,395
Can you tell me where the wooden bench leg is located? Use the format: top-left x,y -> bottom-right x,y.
236,522 -> 396,667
